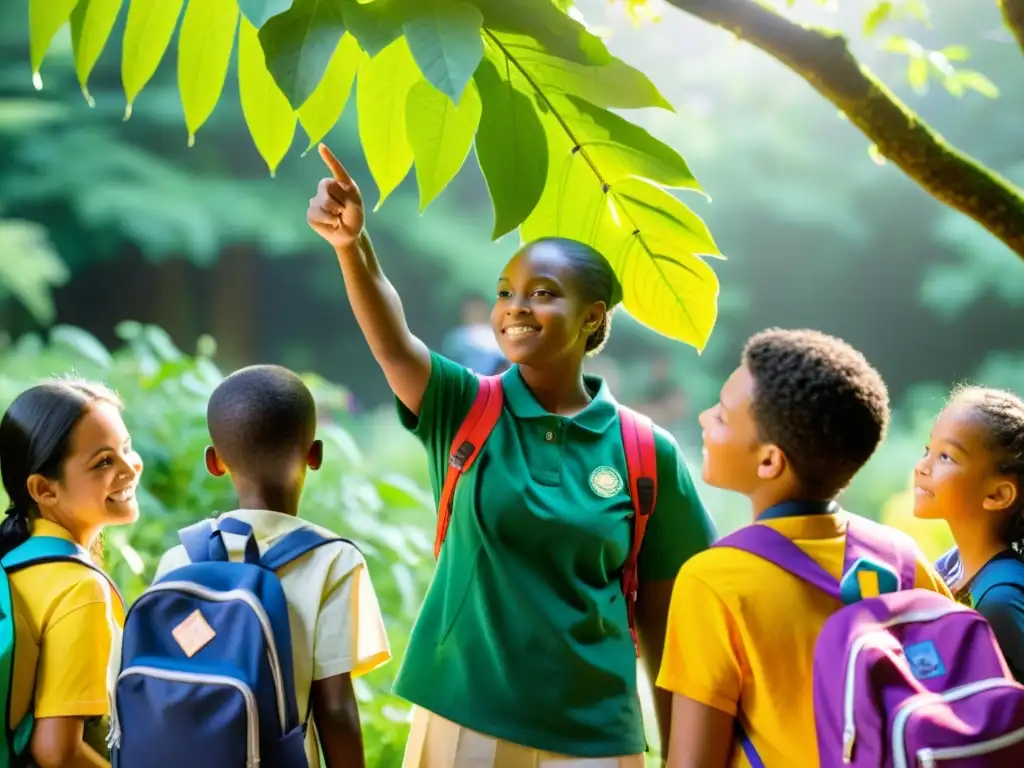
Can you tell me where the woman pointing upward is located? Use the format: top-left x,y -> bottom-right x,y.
307,144 -> 715,767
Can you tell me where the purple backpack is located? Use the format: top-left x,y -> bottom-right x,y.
716,514 -> 1024,767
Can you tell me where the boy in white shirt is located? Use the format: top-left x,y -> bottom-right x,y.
154,364 -> 391,768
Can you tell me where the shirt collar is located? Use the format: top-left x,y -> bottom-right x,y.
501,365 -> 618,434
30,518 -> 78,542
221,509 -> 306,542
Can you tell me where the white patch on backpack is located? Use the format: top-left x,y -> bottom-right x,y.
172,609 -> 216,658
590,466 -> 624,498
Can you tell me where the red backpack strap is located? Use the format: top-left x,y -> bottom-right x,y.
618,406 -> 658,657
434,375 -> 504,559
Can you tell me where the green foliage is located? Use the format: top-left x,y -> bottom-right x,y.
26,0 -> 722,351
473,55 -> 548,239
0,219 -> 69,324
0,325 -> 435,765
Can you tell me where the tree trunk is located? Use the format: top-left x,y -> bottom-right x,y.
665,0 -> 1024,262
1000,0 -> 1024,55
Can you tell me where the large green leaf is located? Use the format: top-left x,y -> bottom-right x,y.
406,79 -> 482,211
178,0 -> 239,145
403,0 -> 484,104
473,55 -> 547,239
612,178 -> 720,258
521,114 -> 719,349
558,94 -> 701,190
356,37 -> 422,209
298,33 -> 362,150
29,0 -> 80,89
259,0 -> 346,108
70,0 -> 124,104
612,232 -> 720,352
121,0 -> 185,118
237,0 -> 294,28
488,31 -> 671,111
466,0 -> 609,66
238,17 -> 297,175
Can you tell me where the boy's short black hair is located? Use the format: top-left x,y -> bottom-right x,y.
207,365 -> 316,477
743,328 -> 890,499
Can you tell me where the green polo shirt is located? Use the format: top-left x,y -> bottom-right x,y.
392,353 -> 716,757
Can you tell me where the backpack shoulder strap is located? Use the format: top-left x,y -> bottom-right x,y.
843,515 -> 917,592
714,524 -> 843,603
1,536 -> 125,609
434,375 -> 504,559
971,557 -> 1024,606
260,527 -> 350,572
618,406 -> 658,657
179,517 -> 260,565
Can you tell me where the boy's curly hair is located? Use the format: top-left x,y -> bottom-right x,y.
743,329 -> 890,499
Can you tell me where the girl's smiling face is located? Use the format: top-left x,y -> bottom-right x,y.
914,402 -> 1018,525
29,401 -> 143,541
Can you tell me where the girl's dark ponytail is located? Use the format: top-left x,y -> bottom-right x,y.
0,501 -> 31,559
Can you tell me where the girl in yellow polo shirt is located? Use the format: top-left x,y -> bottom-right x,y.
0,380 -> 143,768
307,146 -> 716,766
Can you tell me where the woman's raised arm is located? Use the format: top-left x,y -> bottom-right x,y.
307,144 -> 431,414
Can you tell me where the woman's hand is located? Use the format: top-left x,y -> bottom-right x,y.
307,143 -> 366,250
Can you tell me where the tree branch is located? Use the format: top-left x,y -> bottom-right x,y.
1000,0 -> 1024,55
664,0 -> 1024,261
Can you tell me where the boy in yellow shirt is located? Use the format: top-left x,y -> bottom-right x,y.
150,365 -> 391,768
657,329 -> 951,767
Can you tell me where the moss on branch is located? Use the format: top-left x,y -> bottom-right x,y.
665,0 -> 1024,261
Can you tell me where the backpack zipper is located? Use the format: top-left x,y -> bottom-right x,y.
841,605 -> 962,763
891,677 -> 1020,768
111,665 -> 259,767
130,581 -> 287,732
917,726 -> 1024,766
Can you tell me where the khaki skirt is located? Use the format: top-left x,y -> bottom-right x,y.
402,707 -> 647,768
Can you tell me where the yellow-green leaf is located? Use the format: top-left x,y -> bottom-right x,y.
238,17 -> 297,175
607,179 -> 719,349
610,225 -> 719,352
299,33 -> 361,151
121,0 -> 185,117
356,37 -> 422,209
955,69 -> 1000,99
474,54 -> 547,239
520,116 -> 615,246
862,1 -> 893,37
70,0 -> 124,104
612,178 -> 719,258
178,0 -> 239,145
521,118 -> 720,350
406,79 -> 481,212
561,94 -> 701,190
907,55 -> 929,94
29,0 -> 80,89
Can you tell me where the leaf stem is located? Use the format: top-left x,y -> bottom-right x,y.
483,30 -> 653,252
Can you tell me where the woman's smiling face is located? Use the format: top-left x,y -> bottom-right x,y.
491,241 -> 603,367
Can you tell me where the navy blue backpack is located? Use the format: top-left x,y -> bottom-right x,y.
111,517 -> 343,768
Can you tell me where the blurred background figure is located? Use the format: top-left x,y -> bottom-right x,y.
441,294 -> 509,376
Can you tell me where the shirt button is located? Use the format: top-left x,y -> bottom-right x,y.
545,431 -> 555,442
